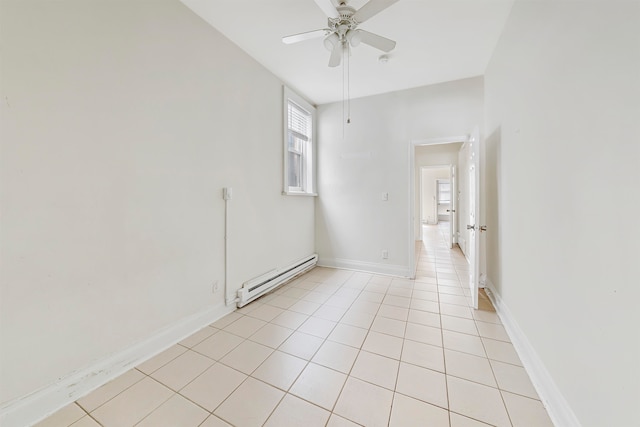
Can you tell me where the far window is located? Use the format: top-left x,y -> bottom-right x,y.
437,180 -> 451,204
284,87 -> 316,196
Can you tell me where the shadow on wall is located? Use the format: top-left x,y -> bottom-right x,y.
485,126 -> 502,294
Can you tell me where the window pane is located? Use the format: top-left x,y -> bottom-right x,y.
288,152 -> 302,189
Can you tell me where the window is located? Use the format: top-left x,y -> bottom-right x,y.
283,87 -> 316,195
437,180 -> 450,204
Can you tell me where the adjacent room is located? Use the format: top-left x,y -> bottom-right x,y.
1,0 -> 638,426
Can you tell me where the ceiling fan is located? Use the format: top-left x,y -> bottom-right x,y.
282,0 -> 400,67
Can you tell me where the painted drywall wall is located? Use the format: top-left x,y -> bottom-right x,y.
421,168 -> 449,224
0,0 -> 314,408
484,1 -> 640,426
316,78 -> 482,276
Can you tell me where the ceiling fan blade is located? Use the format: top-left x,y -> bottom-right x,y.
313,0 -> 339,18
353,0 -> 400,23
328,42 -> 343,67
282,29 -> 328,44
355,30 -> 396,52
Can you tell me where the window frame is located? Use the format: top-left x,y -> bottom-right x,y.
283,87 -> 317,196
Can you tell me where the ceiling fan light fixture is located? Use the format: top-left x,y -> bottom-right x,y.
346,29 -> 362,47
323,33 -> 340,51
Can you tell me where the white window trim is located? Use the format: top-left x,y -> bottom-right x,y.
283,86 -> 317,196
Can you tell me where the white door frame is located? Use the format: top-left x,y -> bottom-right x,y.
408,135 -> 468,278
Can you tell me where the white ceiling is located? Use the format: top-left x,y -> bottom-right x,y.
180,0 -> 514,105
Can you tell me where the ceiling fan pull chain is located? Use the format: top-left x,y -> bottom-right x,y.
347,43 -> 351,124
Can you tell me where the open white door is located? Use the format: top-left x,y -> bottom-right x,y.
467,128 -> 481,309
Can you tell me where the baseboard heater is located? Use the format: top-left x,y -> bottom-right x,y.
236,254 -> 318,308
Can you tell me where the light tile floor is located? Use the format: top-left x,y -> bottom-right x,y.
35,223 -> 554,427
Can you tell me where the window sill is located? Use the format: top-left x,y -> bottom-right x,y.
283,191 -> 318,197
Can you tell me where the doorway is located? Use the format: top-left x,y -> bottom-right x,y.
419,166 -> 456,248
409,134 -> 481,308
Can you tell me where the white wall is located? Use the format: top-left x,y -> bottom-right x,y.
0,0 -> 314,412
421,168 -> 449,224
316,78 -> 483,276
484,1 -> 640,426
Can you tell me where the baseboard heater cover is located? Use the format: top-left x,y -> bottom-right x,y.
236,254 -> 318,308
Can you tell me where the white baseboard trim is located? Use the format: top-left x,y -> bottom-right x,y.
318,257 -> 411,278
0,302 -> 234,427
484,278 -> 582,427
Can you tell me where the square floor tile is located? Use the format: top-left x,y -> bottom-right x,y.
371,316 -> 406,337
412,290 -> 439,302
447,376 -> 511,427
91,377 -> 173,427
290,363 -> 347,410
449,412 -> 493,426
137,344 -> 188,375
313,305 -> 348,322
377,304 -> 409,321
401,340 -> 445,372
200,415 -> 232,427
389,393 -> 449,427
179,363 -> 246,412
150,350 -> 214,391
445,349 -> 496,387
482,337 -> 522,366
289,299 -> 321,315
179,326 -> 217,348
440,302 -> 474,319
298,316 -> 337,338
223,316 -> 267,338
411,298 -> 440,313
271,311 -> 309,329
193,330 -> 244,361
438,294 -> 468,306
441,315 -> 478,335
325,294 -> 356,309
442,330 -> 486,357
34,403 -> 85,427
349,300 -> 381,315
362,331 -> 403,359
383,295 -> 411,308
326,414 -> 361,427
501,390 -> 554,427
358,291 -> 385,303
472,309 -> 501,324
211,312 -> 243,329
490,359 -> 538,398
248,322 -> 293,348
333,377 -> 393,427
264,394 -> 330,427
214,378 -> 285,427
219,340 -> 273,375
396,362 -> 448,408
350,350 -> 399,390
252,350 -> 307,391
312,340 -> 359,373
328,323 -> 368,348
302,291 -> 331,304
266,295 -> 299,309
69,416 -> 101,427
278,331 -> 324,360
77,369 -> 145,412
246,304 -> 285,322
405,322 -> 442,346
136,394 -> 208,427
408,309 -> 441,328
340,310 -> 375,329
476,321 -> 510,342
